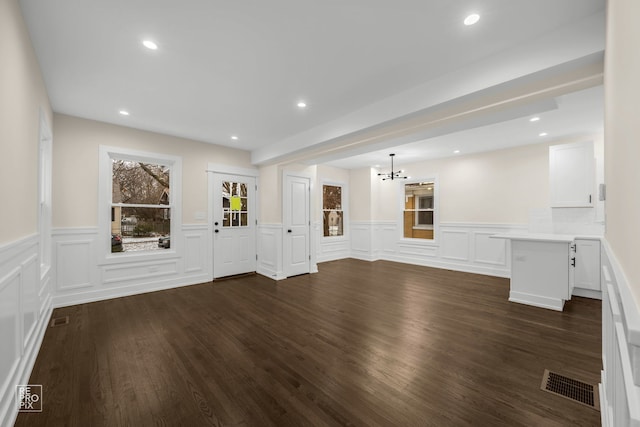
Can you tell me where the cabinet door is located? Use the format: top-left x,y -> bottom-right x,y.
574,239 -> 601,291
549,141 -> 594,207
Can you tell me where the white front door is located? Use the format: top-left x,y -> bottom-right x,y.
283,174 -> 310,277
213,173 -> 256,278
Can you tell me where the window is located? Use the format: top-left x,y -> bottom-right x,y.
322,184 -> 343,237
111,160 -> 170,252
38,114 -> 52,274
404,181 -> 436,240
100,146 -> 181,257
221,181 -> 248,227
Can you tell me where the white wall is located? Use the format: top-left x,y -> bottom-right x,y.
0,1 -> 53,425
0,0 -> 52,243
370,141 -> 546,223
348,135 -> 602,226
258,164 -> 280,224
604,0 -> 640,302
600,2 -> 640,423
346,135 -> 604,276
53,114 -> 253,227
349,168 -> 373,221
49,115 -> 255,306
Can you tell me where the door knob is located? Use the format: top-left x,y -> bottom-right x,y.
215,229 -> 219,233
288,229 -> 292,233
214,221 -> 219,226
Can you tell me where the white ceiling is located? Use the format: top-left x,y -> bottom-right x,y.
19,0 -> 606,165
326,85 -> 604,169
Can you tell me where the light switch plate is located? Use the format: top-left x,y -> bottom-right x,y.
599,183 -> 606,201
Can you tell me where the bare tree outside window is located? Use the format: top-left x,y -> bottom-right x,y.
111,160 -> 171,252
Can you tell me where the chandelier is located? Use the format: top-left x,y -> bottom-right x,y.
378,153 -> 407,181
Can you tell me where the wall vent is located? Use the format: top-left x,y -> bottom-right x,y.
50,316 -> 69,327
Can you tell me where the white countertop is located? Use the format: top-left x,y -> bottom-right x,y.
490,233 -> 602,243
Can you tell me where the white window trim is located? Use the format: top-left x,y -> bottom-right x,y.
398,175 -> 439,246
414,195 -> 434,228
321,180 -> 348,240
38,110 -> 53,278
98,145 -> 182,264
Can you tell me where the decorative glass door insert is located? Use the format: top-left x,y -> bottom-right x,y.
222,181 -> 248,227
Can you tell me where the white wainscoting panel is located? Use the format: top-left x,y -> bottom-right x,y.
20,254 -> 39,351
440,229 -> 469,261
0,234 -> 52,427
257,224 -> 285,280
318,239 -> 350,263
600,241 -> 640,426
349,221 -> 525,277
379,223 -> 398,258
351,222 -> 373,261
56,239 -> 94,291
184,226 -> 208,275
52,225 -> 211,307
102,259 -> 179,285
473,231 -> 508,266
0,267 -> 21,417
396,241 -> 438,259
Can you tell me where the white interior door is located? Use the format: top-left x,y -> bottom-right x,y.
283,174 -> 310,277
213,173 -> 256,278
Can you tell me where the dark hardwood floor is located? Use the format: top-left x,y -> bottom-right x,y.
16,259 -> 602,426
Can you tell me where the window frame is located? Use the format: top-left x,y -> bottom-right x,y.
38,112 -> 53,278
415,195 -> 434,227
98,146 -> 182,263
398,175 -> 439,245
321,180 -> 348,240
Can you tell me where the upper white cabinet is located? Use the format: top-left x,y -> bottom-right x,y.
549,141 -> 595,208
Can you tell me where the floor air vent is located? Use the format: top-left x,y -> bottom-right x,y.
541,369 -> 599,410
50,316 -> 69,327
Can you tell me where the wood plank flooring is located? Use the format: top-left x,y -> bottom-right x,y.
16,259 -> 602,426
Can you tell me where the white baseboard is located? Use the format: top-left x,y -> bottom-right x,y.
256,266 -> 286,281
572,287 -> 602,300
509,290 -> 564,311
52,273 -> 210,308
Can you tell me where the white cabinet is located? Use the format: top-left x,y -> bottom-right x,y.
573,238 -> 601,291
549,141 -> 595,207
498,235 -> 575,311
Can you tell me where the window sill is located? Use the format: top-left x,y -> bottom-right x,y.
101,250 -> 180,266
399,238 -> 439,247
322,235 -> 347,241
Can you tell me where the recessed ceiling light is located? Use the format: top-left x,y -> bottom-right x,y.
142,40 -> 158,50
539,132 -> 548,137
119,110 -> 130,116
454,150 -> 460,154
231,135 -> 238,140
297,101 -> 307,108
464,14 -> 480,26
530,117 -> 540,122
